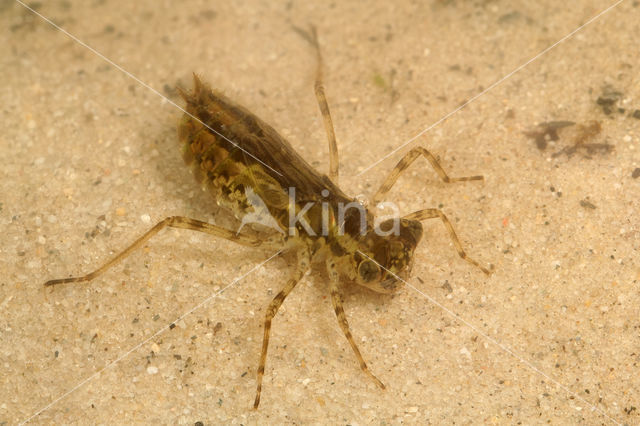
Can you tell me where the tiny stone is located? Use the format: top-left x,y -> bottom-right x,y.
146,366 -> 158,375
140,214 -> 151,224
37,235 -> 46,245
579,199 -> 596,209
116,207 -> 126,216
632,168 -> 640,179
460,346 -> 472,359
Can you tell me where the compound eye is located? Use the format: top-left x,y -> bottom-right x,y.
358,260 -> 380,283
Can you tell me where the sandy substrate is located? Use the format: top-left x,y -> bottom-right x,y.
1,0 -> 639,424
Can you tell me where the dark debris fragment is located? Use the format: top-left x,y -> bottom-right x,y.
523,121 -> 575,150
213,322 -> 223,334
550,121 -> 613,158
525,119 -> 613,159
163,83 -> 178,98
579,199 -> 597,210
596,85 -> 623,115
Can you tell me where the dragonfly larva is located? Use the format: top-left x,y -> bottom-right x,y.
45,27 -> 492,408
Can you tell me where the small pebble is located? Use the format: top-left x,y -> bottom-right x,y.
580,199 -> 596,209
140,214 -> 151,224
116,207 -> 126,216
460,346 -> 472,359
146,366 -> 158,375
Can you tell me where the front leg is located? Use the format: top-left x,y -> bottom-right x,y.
404,208 -> 492,275
372,147 -> 483,204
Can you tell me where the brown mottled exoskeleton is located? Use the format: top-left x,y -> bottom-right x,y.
45,27 -> 491,408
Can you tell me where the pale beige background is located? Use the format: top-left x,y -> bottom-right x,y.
1,0 -> 639,424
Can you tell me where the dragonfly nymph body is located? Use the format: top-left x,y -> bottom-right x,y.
45,28 -> 491,409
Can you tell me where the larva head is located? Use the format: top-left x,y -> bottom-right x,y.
354,218 -> 423,293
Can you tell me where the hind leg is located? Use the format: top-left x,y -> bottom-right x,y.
45,216 -> 263,287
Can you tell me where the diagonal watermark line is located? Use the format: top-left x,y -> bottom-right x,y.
21,250 -> 283,425
14,0 -> 283,178
356,0 -> 625,177
356,250 -> 621,425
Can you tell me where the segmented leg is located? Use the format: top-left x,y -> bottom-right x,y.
44,216 -> 264,287
403,209 -> 492,275
295,25 -> 339,184
254,246 -> 310,409
325,259 -> 385,390
372,147 -> 483,204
